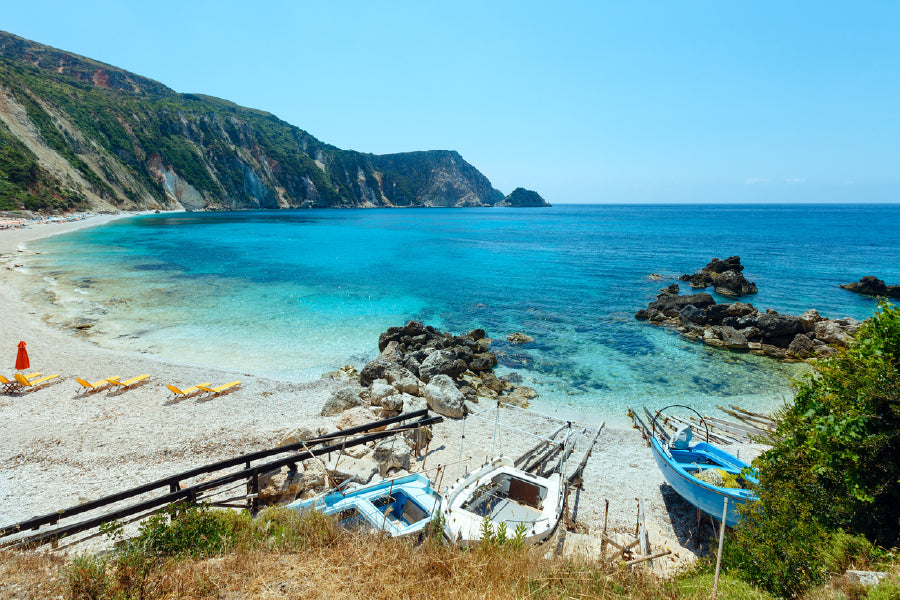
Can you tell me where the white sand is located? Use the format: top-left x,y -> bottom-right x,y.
0,213 -> 753,570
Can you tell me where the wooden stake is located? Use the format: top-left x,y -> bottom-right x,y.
712,497 -> 729,600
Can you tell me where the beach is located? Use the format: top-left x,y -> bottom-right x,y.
0,213 -> 768,572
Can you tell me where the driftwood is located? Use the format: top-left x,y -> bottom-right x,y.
718,405 -> 776,431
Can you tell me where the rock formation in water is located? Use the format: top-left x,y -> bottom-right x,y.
680,256 -> 758,297
497,187 -> 550,207
636,284 -> 860,360
0,30 -> 549,213
840,276 -> 900,299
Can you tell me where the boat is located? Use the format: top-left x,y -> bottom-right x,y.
441,455 -> 564,546
648,422 -> 758,528
284,473 -> 442,538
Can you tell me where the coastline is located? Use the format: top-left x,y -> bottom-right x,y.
0,213 -> 769,571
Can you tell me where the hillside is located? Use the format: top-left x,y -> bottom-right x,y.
0,31 -> 547,213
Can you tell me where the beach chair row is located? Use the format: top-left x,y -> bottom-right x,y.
2,372 -> 239,400
0,372 -> 60,392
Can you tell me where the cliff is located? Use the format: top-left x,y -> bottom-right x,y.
0,31 -> 544,213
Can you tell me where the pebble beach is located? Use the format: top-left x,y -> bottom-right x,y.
0,213 -> 770,572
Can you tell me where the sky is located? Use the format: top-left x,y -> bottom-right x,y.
3,1 -> 899,204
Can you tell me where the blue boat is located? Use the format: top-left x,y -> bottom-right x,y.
648,424 -> 758,528
284,473 -> 442,538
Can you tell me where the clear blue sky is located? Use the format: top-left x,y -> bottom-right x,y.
4,1 -> 899,203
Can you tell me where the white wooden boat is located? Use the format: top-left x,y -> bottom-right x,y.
441,455 -> 563,546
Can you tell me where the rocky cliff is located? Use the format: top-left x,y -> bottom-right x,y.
0,31 -> 547,213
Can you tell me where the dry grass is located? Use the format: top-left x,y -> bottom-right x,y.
0,549 -> 67,599
2,533 -> 682,600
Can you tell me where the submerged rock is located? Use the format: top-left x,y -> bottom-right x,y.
507,332 -> 534,344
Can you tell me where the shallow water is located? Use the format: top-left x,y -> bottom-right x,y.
21,204 -> 900,425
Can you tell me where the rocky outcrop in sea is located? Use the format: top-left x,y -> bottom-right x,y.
636,284 -> 860,360
840,276 -> 900,299
680,256 -> 758,297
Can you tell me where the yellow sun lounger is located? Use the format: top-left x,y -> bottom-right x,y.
166,382 -> 211,400
1,372 -> 41,392
107,374 -> 150,392
76,376 -> 120,394
14,372 -> 60,391
197,381 -> 241,397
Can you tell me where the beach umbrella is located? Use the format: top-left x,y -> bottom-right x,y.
15,341 -> 29,371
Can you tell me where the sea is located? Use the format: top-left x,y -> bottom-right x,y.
19,204 -> 900,426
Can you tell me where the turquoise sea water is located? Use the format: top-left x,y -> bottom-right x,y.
22,204 -> 900,425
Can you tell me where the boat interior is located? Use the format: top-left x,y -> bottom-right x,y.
372,490 -> 430,527
461,473 -> 547,523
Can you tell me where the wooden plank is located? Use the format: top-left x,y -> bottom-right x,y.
625,549 -> 671,566
727,404 -> 776,425
701,415 -> 764,436
638,498 -> 650,559
667,415 -> 737,446
698,416 -> 772,443
643,407 -> 670,442
717,406 -> 776,431
567,424 -> 604,486
629,407 -> 651,442
0,409 -> 432,538
3,415 -> 443,547
682,416 -> 750,444
514,424 -> 566,467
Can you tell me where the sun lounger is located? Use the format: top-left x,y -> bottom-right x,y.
1,372 -> 42,392
197,381 -> 241,397
76,376 -> 119,394
106,374 -> 150,392
166,382 -> 211,400
14,373 -> 60,391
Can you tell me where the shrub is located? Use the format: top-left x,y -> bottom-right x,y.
65,554 -> 110,600
134,503 -> 246,558
726,302 -> 900,597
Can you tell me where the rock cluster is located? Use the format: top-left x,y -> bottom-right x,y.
840,276 -> 900,299
636,284 -> 860,360
256,322 -> 540,508
680,256 -> 758,297
256,424 -> 425,506
320,321 -> 537,424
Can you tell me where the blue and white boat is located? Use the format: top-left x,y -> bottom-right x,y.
441,455 -> 564,546
285,473 -> 442,538
649,425 -> 758,528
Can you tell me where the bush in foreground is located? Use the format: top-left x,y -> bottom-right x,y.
726,302 -> 900,597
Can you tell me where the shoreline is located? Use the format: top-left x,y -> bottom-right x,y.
0,213 -> 771,572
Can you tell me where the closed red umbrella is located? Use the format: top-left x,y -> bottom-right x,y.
15,341 -> 30,371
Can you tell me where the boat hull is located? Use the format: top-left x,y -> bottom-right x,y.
649,437 -> 757,528
441,456 -> 563,546
285,473 -> 441,538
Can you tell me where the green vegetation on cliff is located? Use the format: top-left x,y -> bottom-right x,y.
0,30 -> 543,213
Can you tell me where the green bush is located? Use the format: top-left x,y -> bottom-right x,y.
725,302 -> 900,597
868,576 -> 900,600
134,503 -> 246,558
65,554 -> 110,600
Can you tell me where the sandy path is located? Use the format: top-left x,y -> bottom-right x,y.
0,213 -> 751,571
